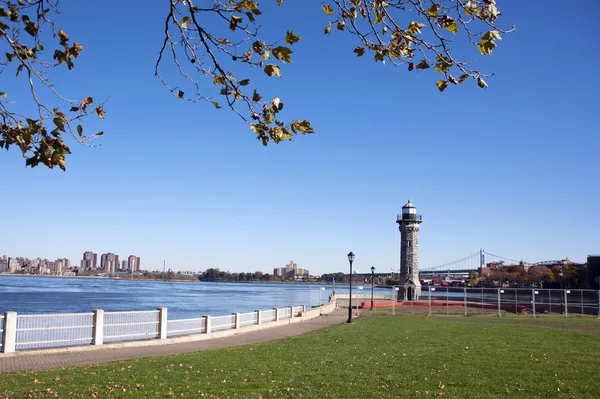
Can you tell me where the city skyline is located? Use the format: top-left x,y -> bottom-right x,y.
0,1 -> 598,273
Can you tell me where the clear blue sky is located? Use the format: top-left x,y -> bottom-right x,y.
1,1 -> 599,273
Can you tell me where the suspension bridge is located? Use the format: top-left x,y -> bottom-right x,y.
419,249 -> 539,280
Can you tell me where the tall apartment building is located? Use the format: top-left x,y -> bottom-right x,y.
54,259 -> 65,274
273,260 -> 309,278
128,255 -> 141,272
101,253 -> 119,273
81,251 -> 97,270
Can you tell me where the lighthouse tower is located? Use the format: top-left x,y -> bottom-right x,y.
396,200 -> 423,301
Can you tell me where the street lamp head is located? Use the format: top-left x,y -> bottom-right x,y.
347,252 -> 355,263
371,266 -> 375,274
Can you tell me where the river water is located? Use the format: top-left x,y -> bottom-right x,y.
0,276 -> 389,319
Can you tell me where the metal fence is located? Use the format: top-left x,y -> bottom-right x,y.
362,287 -> 600,318
1,301 -> 316,353
167,317 -> 206,337
279,307 -> 291,319
212,315 -> 235,331
15,313 -> 94,350
292,305 -> 304,315
239,312 -> 257,327
104,310 -> 160,343
261,309 -> 276,323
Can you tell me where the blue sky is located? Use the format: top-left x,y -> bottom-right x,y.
1,1 -> 599,274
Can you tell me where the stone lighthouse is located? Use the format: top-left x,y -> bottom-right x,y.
396,200 -> 423,301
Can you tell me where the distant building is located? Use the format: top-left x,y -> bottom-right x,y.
101,253 -> 119,273
122,260 -> 127,270
128,255 -> 140,272
588,255 -> 600,289
54,259 -> 64,274
81,251 -> 97,270
274,261 -> 308,279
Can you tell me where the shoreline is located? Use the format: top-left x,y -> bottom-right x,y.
0,274 -> 339,285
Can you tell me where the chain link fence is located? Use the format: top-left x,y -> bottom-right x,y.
347,287 -> 600,318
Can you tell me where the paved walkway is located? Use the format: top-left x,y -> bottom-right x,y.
0,310 -> 349,373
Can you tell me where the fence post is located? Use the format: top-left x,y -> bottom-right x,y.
532,289 -> 536,318
301,304 -> 306,313
565,290 -> 569,318
256,310 -> 262,325
597,290 -> 599,319
274,308 -> 279,321
463,287 -> 467,317
289,306 -> 294,319
580,290 -> 584,316
157,307 -> 168,339
428,288 -> 432,316
2,311 -> 17,353
497,289 -> 501,317
232,312 -> 240,329
92,309 -> 104,346
204,315 -> 212,334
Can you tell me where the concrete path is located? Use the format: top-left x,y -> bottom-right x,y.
0,310 -> 348,374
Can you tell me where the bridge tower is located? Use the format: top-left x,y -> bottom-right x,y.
396,200 -> 423,301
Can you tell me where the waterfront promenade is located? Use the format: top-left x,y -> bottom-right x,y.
0,309 -> 348,373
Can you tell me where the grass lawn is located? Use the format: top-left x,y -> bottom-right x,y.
1,315 -> 600,398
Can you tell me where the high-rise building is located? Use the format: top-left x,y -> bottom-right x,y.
274,261 -> 308,278
127,255 -> 139,272
54,259 -> 64,274
64,258 -> 71,269
136,257 -> 141,271
396,199 -> 423,301
81,251 -> 97,270
100,253 -> 118,273
121,260 -> 127,270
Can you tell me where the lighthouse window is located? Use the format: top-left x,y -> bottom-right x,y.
408,240 -> 412,247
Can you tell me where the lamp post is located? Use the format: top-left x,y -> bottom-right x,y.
347,252 -> 355,324
371,266 -> 375,311
559,266 -> 564,314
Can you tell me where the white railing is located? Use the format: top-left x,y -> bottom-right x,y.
15,313 -> 93,350
104,310 -> 160,343
261,309 -> 276,322
212,315 -> 235,331
292,305 -> 304,315
1,298 -> 333,353
279,307 -> 291,319
167,317 -> 206,337
0,314 -> 4,351
239,312 -> 256,327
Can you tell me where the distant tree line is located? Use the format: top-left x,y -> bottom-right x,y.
465,263 -> 591,289
198,269 -> 382,284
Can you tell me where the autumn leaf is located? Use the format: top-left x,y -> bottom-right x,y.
264,64 -> 281,77
272,47 -> 293,63
322,3 -> 334,16
285,31 -> 302,45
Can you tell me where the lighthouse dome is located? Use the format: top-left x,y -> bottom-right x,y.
402,200 -> 416,214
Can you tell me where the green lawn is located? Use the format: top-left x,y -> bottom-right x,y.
2,315 -> 600,398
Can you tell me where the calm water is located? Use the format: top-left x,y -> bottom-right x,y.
0,276 -> 388,319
